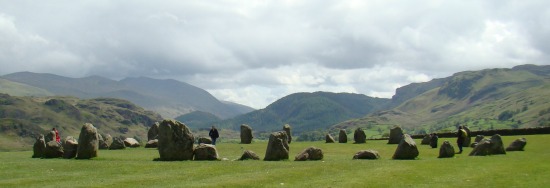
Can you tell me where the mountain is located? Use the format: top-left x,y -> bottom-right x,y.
215,92 -> 390,135
175,111 -> 221,130
1,72 -> 253,119
0,78 -> 54,97
0,94 -> 162,151
334,64 -> 550,136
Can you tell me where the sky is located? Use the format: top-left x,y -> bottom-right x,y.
0,1 -> 549,109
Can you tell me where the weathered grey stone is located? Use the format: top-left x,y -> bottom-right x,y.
157,120 -> 195,161
239,150 -> 260,160
109,137 -> 126,150
462,126 -> 472,147
148,122 -> 159,141
194,144 -> 219,161
506,138 -> 527,151
62,136 -> 78,159
325,133 -> 335,143
421,135 -> 431,145
45,131 -> 56,143
123,138 -> 141,148
44,141 -> 64,158
438,141 -> 455,158
32,134 -> 46,158
469,134 -> 506,156
388,126 -> 403,144
353,128 -> 366,144
264,131 -> 289,161
392,134 -> 419,160
471,135 -> 484,148
240,124 -> 253,144
283,124 -> 292,144
76,123 -> 99,159
198,137 -> 212,144
338,129 -> 347,143
145,139 -> 158,148
294,147 -> 323,161
353,150 -> 380,160
99,134 -> 112,150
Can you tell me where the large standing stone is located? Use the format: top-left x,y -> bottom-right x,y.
99,134 -> 112,150
148,122 -> 159,141
421,135 -> 431,145
109,137 -> 126,150
471,135 -> 485,148
283,124 -> 292,144
353,150 -> 380,160
198,137 -> 212,144
438,141 -> 455,158
44,141 -> 64,158
462,126 -> 472,147
325,133 -> 335,143
239,150 -> 260,160
469,134 -> 506,156
264,131 -> 290,161
294,147 -> 323,161
338,129 -> 347,143
145,139 -> 158,148
157,120 -> 195,161
32,134 -> 46,158
392,134 -> 419,160
506,138 -> 527,151
240,124 -> 253,144
45,131 -> 56,143
63,136 -> 78,159
388,126 -> 403,144
353,128 -> 366,144
76,123 -> 99,159
194,144 -> 219,161
124,138 -> 141,148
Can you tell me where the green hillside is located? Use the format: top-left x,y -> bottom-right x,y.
215,92 -> 390,136
0,94 -> 162,151
334,65 -> 550,137
175,111 -> 221,130
0,78 -> 53,97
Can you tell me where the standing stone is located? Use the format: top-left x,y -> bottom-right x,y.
63,136 -> 78,159
338,129 -> 347,143
148,122 -> 159,141
44,141 -> 64,158
45,131 -> 56,143
239,150 -> 260,160
76,123 -> 99,159
157,120 -> 195,161
392,134 -> 419,160
438,141 -> 455,158
506,138 -> 527,151
462,126 -> 472,147
470,134 -> 506,156
194,144 -> 219,161
124,138 -> 141,148
471,135 -> 484,148
240,124 -> 253,144
109,137 -> 126,150
32,134 -> 46,158
388,126 -> 403,144
145,139 -> 158,148
325,133 -> 335,143
294,147 -> 324,161
283,124 -> 292,144
421,135 -> 431,145
198,137 -> 212,144
99,134 -> 112,150
264,131 -> 290,161
353,128 -> 366,144
353,150 -> 380,160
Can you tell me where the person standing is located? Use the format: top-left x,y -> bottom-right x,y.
209,126 -> 219,145
456,126 -> 467,153
53,128 -> 61,143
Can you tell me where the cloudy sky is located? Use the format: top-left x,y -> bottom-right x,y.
1,1 -> 548,109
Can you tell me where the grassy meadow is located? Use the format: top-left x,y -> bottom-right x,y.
1,135 -> 549,187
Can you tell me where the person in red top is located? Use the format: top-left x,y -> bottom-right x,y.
53,128 -> 61,143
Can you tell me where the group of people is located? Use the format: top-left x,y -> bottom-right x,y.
428,125 -> 469,154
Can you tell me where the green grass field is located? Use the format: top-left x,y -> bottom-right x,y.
1,135 -> 549,187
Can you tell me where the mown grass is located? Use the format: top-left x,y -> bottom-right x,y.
1,135 -> 549,187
